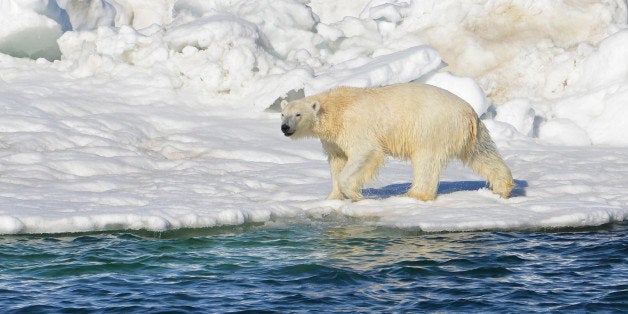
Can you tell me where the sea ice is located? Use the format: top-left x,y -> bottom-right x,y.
0,0 -> 626,234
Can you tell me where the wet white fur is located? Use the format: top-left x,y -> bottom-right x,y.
281,83 -> 514,201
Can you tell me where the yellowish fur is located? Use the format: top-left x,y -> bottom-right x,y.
281,83 -> 514,201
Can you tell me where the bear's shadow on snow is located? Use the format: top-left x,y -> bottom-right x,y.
362,180 -> 528,199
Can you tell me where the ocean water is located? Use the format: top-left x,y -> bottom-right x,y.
1,220 -> 626,313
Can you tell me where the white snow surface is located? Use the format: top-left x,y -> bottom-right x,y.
0,0 -> 626,234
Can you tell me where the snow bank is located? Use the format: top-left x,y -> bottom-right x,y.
49,0 -> 445,111
0,0 -> 626,234
534,30 -> 628,146
313,0 -> 627,101
1,0 -> 620,145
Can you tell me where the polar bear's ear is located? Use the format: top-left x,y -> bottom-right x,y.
280,100 -> 289,110
311,101 -> 320,114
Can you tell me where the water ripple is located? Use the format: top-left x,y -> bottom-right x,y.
0,222 -> 625,312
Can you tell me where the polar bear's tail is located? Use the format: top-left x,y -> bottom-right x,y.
462,119 -> 515,198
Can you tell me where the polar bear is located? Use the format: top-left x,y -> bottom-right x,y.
280,83 -> 514,201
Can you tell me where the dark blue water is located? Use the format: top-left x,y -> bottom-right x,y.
1,221 -> 626,313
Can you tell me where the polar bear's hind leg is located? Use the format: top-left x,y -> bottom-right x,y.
462,122 -> 514,198
406,153 -> 447,201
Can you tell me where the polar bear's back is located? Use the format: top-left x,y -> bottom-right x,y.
324,83 -> 478,159
343,83 -> 475,118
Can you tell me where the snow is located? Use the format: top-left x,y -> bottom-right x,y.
423,72 -> 489,116
0,0 -> 626,234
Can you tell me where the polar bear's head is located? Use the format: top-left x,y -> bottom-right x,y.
280,98 -> 320,138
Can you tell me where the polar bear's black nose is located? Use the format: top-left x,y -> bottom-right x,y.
281,124 -> 294,136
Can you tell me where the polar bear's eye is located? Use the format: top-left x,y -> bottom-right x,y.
281,114 -> 284,117
296,113 -> 301,117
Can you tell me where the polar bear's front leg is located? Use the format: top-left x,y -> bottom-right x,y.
338,148 -> 384,201
338,162 -> 364,201
327,155 -> 347,200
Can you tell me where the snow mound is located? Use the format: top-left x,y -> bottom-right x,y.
534,30 -> 628,146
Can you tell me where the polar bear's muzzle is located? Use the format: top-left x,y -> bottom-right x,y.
281,124 -> 294,136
